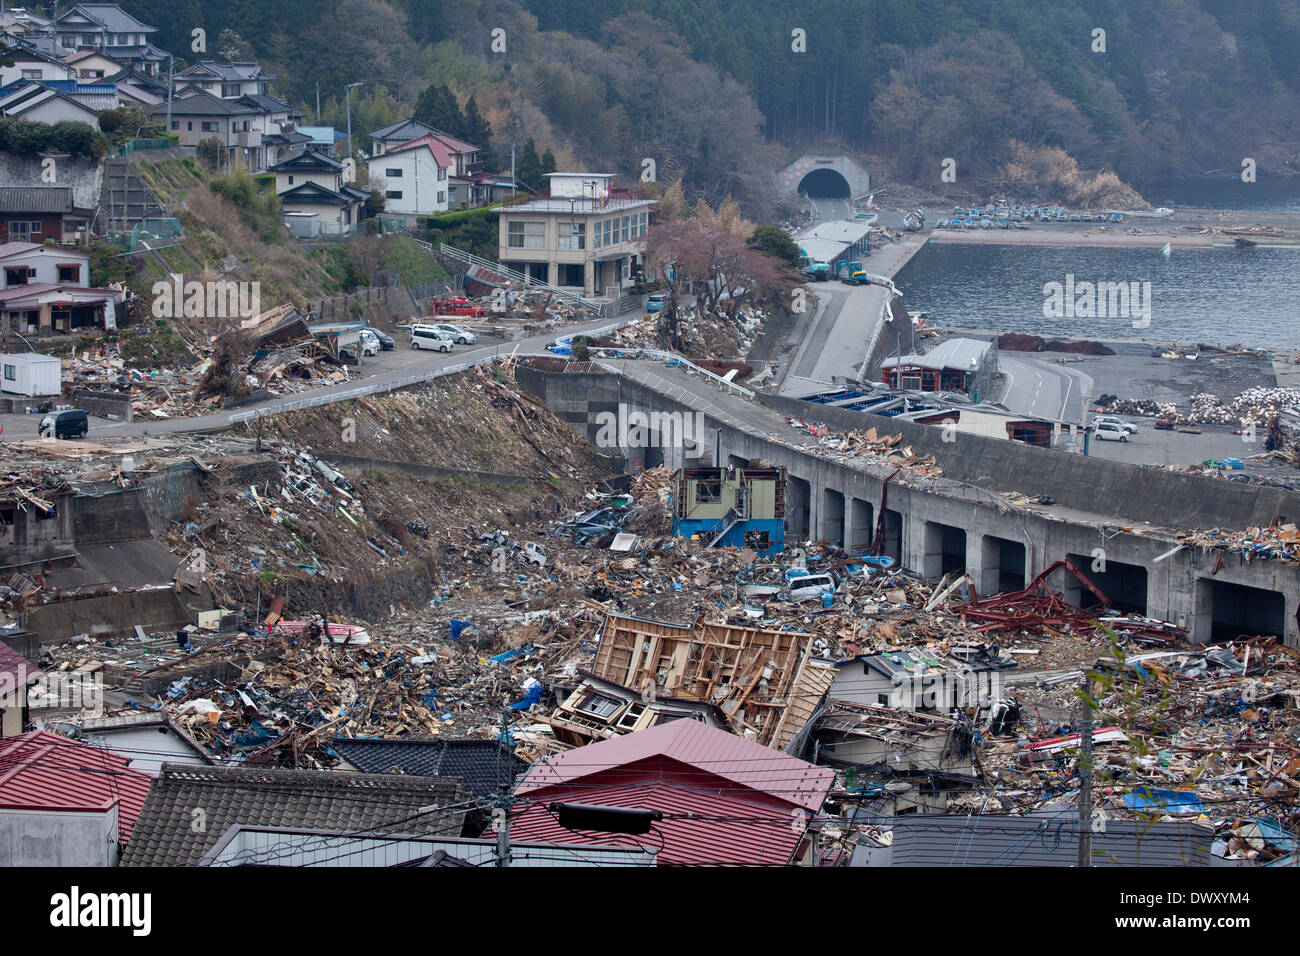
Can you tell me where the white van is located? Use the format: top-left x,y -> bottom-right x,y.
1092,421 -> 1131,442
410,324 -> 455,352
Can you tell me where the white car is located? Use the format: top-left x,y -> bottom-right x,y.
777,572 -> 838,603
432,323 -> 476,345
1092,416 -> 1137,434
357,329 -> 380,357
1092,421 -> 1132,442
410,324 -> 455,352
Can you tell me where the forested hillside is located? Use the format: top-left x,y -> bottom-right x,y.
117,0 -> 1300,215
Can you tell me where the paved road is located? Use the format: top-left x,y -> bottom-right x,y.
0,313 -> 634,441
997,353 -> 1091,425
778,236 -> 929,395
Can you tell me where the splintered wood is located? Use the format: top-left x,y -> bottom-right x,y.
591,614 -> 836,749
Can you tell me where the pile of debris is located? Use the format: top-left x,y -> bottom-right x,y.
1176,523 -> 1300,565
788,419 -> 943,478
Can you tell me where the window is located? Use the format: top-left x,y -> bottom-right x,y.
385,190 -> 403,200
3,364 -> 14,381
170,120 -> 179,130
186,121 -> 192,131
201,121 -> 218,132
695,480 -> 721,503
437,191 -> 445,203
22,69 -> 41,80
222,83 -> 239,97
603,219 -> 611,245
385,168 -> 402,178
57,265 -> 80,283
621,216 -> 630,242
507,220 -> 544,250
558,222 -> 585,251
437,167 -> 446,181
287,175 -> 294,185
615,702 -> 648,730
576,692 -> 622,719
639,211 -> 647,236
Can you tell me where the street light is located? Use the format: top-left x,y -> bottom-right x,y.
344,81 -> 367,171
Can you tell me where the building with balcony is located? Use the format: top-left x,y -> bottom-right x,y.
496,172 -> 653,296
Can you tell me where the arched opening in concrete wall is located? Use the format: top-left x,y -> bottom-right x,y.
797,167 -> 851,198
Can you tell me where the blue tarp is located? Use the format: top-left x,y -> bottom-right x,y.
1122,787 -> 1204,815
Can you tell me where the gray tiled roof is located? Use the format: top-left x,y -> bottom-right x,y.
888,812 -> 1212,866
333,737 -> 529,801
0,186 -> 72,214
58,4 -> 157,34
369,118 -> 435,142
121,764 -> 471,867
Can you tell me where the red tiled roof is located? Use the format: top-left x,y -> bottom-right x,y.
0,731 -> 153,842
516,718 -> 834,811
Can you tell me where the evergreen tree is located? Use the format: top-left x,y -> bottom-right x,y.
461,95 -> 497,170
516,137 -> 543,189
413,83 -> 464,138
540,148 -> 557,178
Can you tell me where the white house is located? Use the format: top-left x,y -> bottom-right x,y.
0,43 -> 73,85
0,80 -> 101,123
269,148 -> 368,237
497,172 -> 654,295
367,132 -> 452,224
0,241 -> 121,334
173,61 -> 274,100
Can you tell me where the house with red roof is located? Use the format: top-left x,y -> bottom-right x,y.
368,132 -> 456,225
0,730 -> 152,865
508,718 -> 836,866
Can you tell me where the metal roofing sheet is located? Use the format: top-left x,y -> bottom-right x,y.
515,719 -> 833,812
510,778 -> 805,866
0,731 -> 152,841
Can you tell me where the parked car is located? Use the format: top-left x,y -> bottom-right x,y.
646,292 -> 670,313
410,324 -> 455,352
432,323 -> 476,345
362,327 -> 395,350
357,330 -> 380,357
38,408 -> 88,439
1092,421 -> 1131,442
1091,416 -> 1137,434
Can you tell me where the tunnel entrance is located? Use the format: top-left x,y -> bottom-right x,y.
1065,553 -> 1148,614
980,536 -> 1026,595
797,167 -> 851,198
1198,579 -> 1286,641
787,475 -> 811,541
821,488 -> 845,546
924,522 -> 967,580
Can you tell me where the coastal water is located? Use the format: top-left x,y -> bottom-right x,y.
894,242 -> 1300,349
1145,177 -> 1300,212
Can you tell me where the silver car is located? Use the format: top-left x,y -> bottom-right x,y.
433,323 -> 476,345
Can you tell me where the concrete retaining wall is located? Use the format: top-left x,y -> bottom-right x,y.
73,390 -> 134,423
518,367 -> 1300,647
758,393 -> 1300,532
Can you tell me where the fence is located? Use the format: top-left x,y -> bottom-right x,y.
128,218 -> 182,252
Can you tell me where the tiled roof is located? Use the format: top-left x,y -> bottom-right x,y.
177,61 -> 274,82
270,147 -> 343,173
517,718 -> 835,812
369,118 -> 435,142
121,764 -> 472,867
58,4 -> 157,34
0,731 -> 152,842
385,132 -> 454,168
0,186 -> 73,214
168,90 -> 260,116
332,737 -> 529,800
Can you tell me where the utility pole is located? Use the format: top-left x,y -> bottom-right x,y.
315,82 -> 320,125
165,54 -> 174,136
495,707 -> 512,867
1077,675 -> 1094,867
510,142 -> 515,197
344,81 -> 365,171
